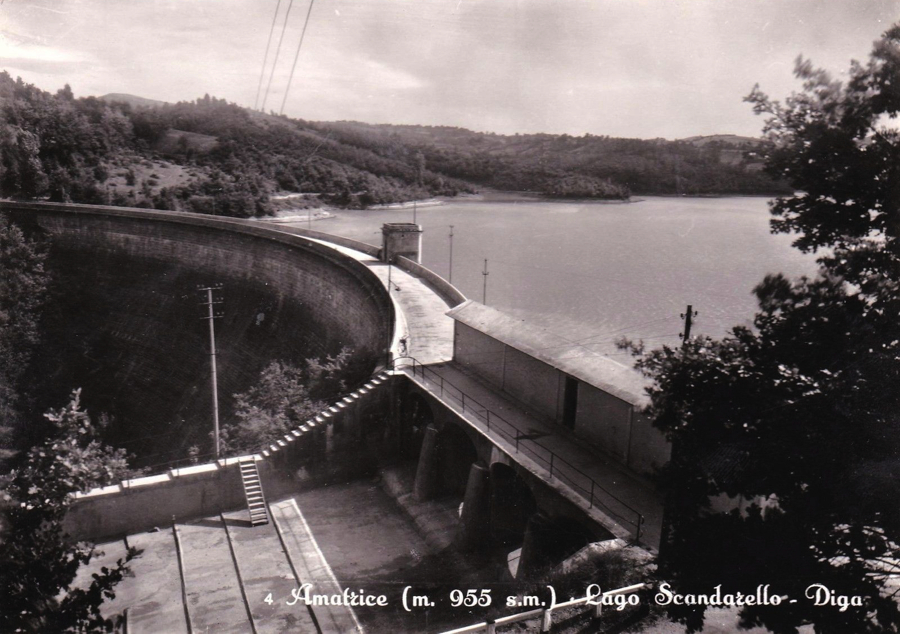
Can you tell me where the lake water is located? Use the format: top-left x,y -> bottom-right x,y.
314,196 -> 818,358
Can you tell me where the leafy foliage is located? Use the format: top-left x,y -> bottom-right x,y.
622,24 -> 900,633
221,348 -> 354,453
0,215 -> 49,467
0,390 -> 137,632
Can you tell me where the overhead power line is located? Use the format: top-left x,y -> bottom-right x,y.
255,0 -> 283,111
280,0 -> 317,115
261,0 -> 295,113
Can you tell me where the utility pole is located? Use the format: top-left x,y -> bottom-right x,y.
413,200 -> 417,225
448,225 -> 454,283
482,259 -> 489,305
680,304 -> 697,347
199,284 -> 224,459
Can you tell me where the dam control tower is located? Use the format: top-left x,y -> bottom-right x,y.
382,222 -> 422,263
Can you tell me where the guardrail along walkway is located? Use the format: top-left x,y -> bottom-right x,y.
398,360 -> 664,550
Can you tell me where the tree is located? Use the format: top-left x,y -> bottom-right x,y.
623,25 -> 900,633
221,348 -> 354,453
0,390 -> 138,632
0,215 -> 49,465
0,126 -> 48,199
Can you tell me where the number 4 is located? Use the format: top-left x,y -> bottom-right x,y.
264,593 -> 274,605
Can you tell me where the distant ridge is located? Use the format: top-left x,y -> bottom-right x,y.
2,72 -> 789,210
681,133 -> 761,147
99,93 -> 168,108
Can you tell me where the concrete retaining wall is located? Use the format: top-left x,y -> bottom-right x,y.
63,462 -> 249,541
396,255 -> 466,307
63,373 -> 395,541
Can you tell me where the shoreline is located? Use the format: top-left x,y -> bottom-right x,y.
365,198 -> 445,210
453,190 -> 634,205
468,189 -> 783,204
261,190 -> 785,218
256,209 -> 336,223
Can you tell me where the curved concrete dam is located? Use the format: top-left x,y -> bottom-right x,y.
6,202 -> 667,632
3,201 -> 394,465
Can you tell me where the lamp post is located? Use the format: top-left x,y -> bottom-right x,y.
448,225 -> 454,283
386,260 -> 393,366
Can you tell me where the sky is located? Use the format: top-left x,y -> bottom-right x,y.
1,0 -> 898,139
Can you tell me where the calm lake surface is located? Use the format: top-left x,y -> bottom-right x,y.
315,196 -> 818,358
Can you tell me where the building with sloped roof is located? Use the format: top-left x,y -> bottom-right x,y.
447,300 -> 671,476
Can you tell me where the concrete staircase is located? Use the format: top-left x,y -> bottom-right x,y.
239,458 -> 269,526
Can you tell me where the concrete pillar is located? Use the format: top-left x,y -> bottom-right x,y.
517,512 -> 556,579
457,462 -> 491,550
490,446 -> 510,466
413,424 -> 440,501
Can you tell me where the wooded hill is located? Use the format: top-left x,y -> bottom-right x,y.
0,73 -> 789,217
313,122 -> 790,197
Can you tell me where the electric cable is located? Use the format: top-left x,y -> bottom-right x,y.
254,0 -> 283,111
280,0 -> 317,115
261,0 -> 295,113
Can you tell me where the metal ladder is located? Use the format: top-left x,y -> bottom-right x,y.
239,458 -> 269,526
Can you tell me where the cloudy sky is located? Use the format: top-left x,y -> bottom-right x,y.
1,0 -> 897,138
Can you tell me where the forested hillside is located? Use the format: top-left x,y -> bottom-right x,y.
312,122 -> 791,197
0,74 -> 470,215
0,73 -> 789,216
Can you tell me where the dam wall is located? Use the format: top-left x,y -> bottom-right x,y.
1,201 -> 394,463
2,201 -> 390,355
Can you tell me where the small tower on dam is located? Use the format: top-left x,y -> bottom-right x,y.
382,223 -> 422,263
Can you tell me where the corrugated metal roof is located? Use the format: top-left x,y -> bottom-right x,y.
446,300 -> 650,407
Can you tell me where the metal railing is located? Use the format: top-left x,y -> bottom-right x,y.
391,357 -> 644,543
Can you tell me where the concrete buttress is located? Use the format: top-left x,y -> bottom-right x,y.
413,424 -> 440,501
458,461 -> 491,550
517,512 -> 556,579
